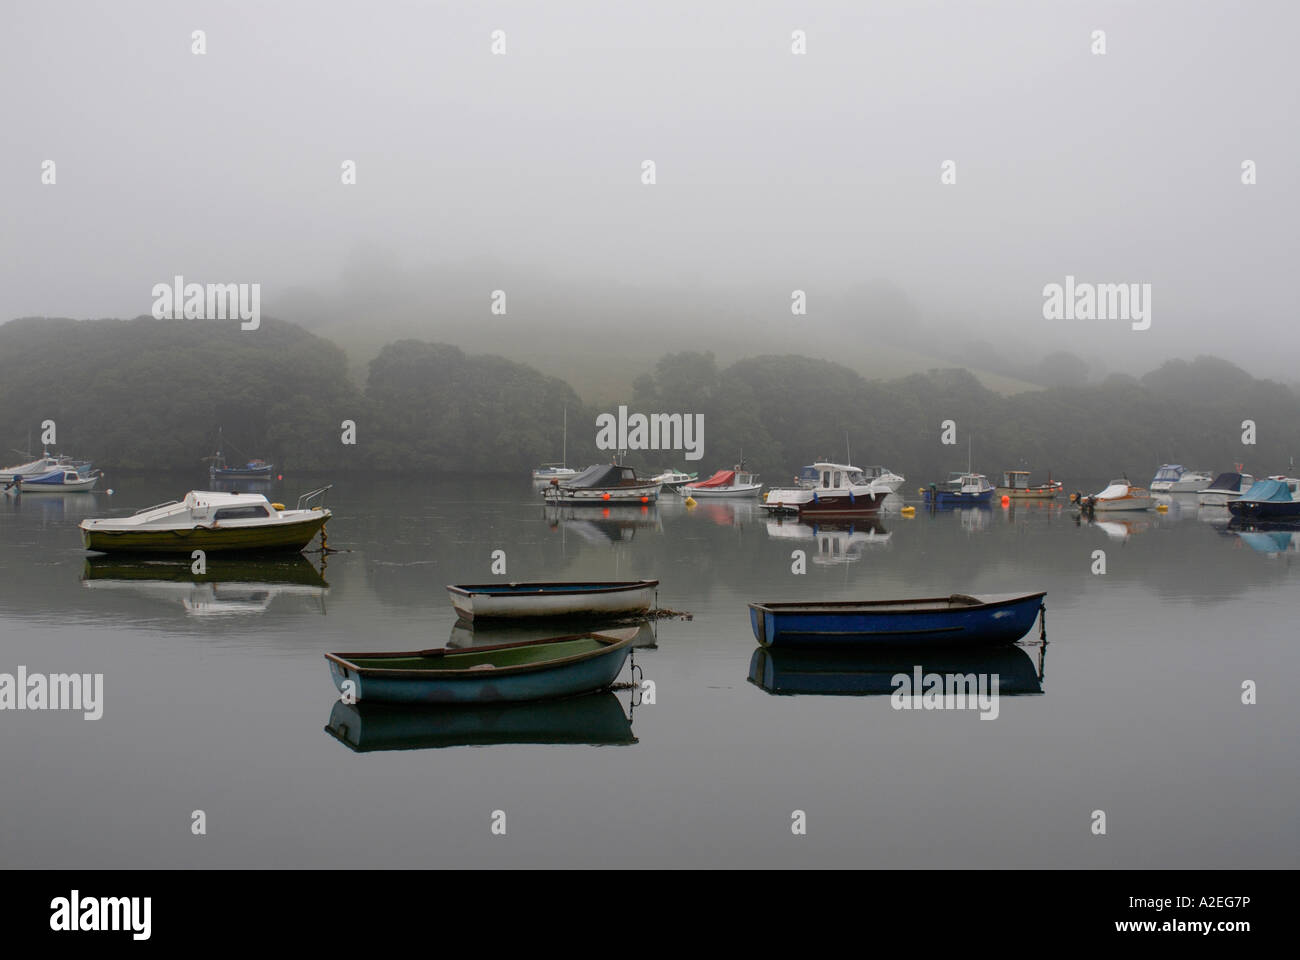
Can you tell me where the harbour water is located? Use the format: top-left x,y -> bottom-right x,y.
1,476 -> 1296,868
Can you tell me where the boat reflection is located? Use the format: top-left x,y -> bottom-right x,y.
764,517 -> 891,564
747,644 -> 1046,697
324,691 -> 637,751
448,618 -> 658,650
684,500 -> 759,526
81,555 -> 328,615
1227,519 -> 1300,557
1076,515 -> 1151,540
544,502 -> 661,544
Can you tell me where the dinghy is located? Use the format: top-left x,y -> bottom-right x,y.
324,629 -> 638,704
446,579 -> 658,621
747,592 -> 1046,649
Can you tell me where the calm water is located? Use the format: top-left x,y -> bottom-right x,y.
1,476 -> 1296,868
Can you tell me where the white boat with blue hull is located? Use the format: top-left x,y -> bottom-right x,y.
446,579 -> 659,621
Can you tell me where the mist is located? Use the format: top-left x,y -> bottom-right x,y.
2,1 -> 1296,389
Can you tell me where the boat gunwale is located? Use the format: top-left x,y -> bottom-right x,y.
446,579 -> 659,598
748,591 -> 1046,615
324,631 -> 636,679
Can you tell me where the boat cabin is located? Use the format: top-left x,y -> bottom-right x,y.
1001,470 -> 1031,490
560,464 -> 646,489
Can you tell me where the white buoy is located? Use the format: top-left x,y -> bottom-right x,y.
106,488 -> 114,495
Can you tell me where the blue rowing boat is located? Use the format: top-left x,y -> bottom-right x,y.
748,592 -> 1045,649
325,628 -> 637,704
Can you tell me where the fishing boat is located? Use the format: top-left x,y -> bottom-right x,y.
531,407 -> 578,482
684,463 -> 763,498
325,691 -> 637,751
859,465 -> 905,494
7,467 -> 100,494
922,472 -> 995,506
324,629 -> 638,705
446,579 -> 658,621
206,430 -> 274,480
80,486 -> 330,554
995,470 -> 1062,499
1073,478 -> 1153,513
651,469 -> 698,492
760,461 -> 888,517
542,463 -> 660,503
1197,470 -> 1255,506
1226,477 -> 1300,521
747,592 -> 1046,649
1150,464 -> 1213,493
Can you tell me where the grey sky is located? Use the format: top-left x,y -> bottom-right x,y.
2,1 -> 1295,381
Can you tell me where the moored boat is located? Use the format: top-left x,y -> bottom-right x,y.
760,461 -> 888,516
747,592 -> 1046,649
1150,464 -> 1213,493
10,467 -> 100,494
858,465 -> 905,494
80,486 -> 330,554
1226,476 -> 1300,521
1198,470 -> 1255,506
446,579 -> 659,621
684,463 -> 763,498
995,470 -> 1062,499
542,464 -> 660,503
923,472 -> 995,506
324,629 -> 638,705
532,463 -> 578,482
1073,478 -> 1153,512
651,469 -> 698,492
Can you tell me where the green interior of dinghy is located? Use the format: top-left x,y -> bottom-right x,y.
348,637 -> 607,671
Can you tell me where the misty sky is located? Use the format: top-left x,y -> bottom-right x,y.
2,1 -> 1296,379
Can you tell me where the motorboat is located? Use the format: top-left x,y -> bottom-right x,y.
1227,477 -> 1300,521
531,463 -> 579,482
1,451 -> 93,483
1073,478 -> 1153,513
858,465 -> 905,494
760,461 -> 888,517
1197,470 -> 1255,506
9,467 -> 100,494
923,472 -> 995,506
1150,464 -> 1213,493
684,463 -> 763,498
651,469 -> 698,492
206,429 -> 274,480
995,470 -> 1063,499
80,486 -> 331,554
542,464 -> 660,503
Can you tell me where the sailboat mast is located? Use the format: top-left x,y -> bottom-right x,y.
562,406 -> 567,469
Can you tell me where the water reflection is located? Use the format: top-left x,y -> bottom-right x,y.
81,555 -> 328,616
324,691 -> 637,751
544,502 -> 661,544
448,618 -> 658,650
747,643 -> 1046,697
764,517 -> 891,564
1077,516 -> 1152,541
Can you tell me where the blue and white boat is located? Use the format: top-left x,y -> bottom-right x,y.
9,467 -> 100,494
1151,464 -> 1213,493
1227,477 -> 1300,521
748,592 -> 1046,649
922,472 -> 995,507
324,629 -> 638,705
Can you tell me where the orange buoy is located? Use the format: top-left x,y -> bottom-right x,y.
1001,495 -> 1010,507
602,492 -> 611,500
640,496 -> 649,503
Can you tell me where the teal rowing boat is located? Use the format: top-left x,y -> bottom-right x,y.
325,628 -> 637,705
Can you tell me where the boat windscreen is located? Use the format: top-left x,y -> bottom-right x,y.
1154,465 -> 1183,481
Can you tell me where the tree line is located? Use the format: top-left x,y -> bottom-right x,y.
2,316 -> 1296,485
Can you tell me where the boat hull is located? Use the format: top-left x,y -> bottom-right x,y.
325,634 -> 635,705
748,592 -> 1045,649
1088,497 -> 1152,512
82,514 -> 327,554
923,489 -> 994,507
995,486 -> 1061,500
446,580 -> 658,621
1227,499 -> 1300,520
762,489 -> 888,516
543,483 -> 660,503
683,483 -> 763,499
